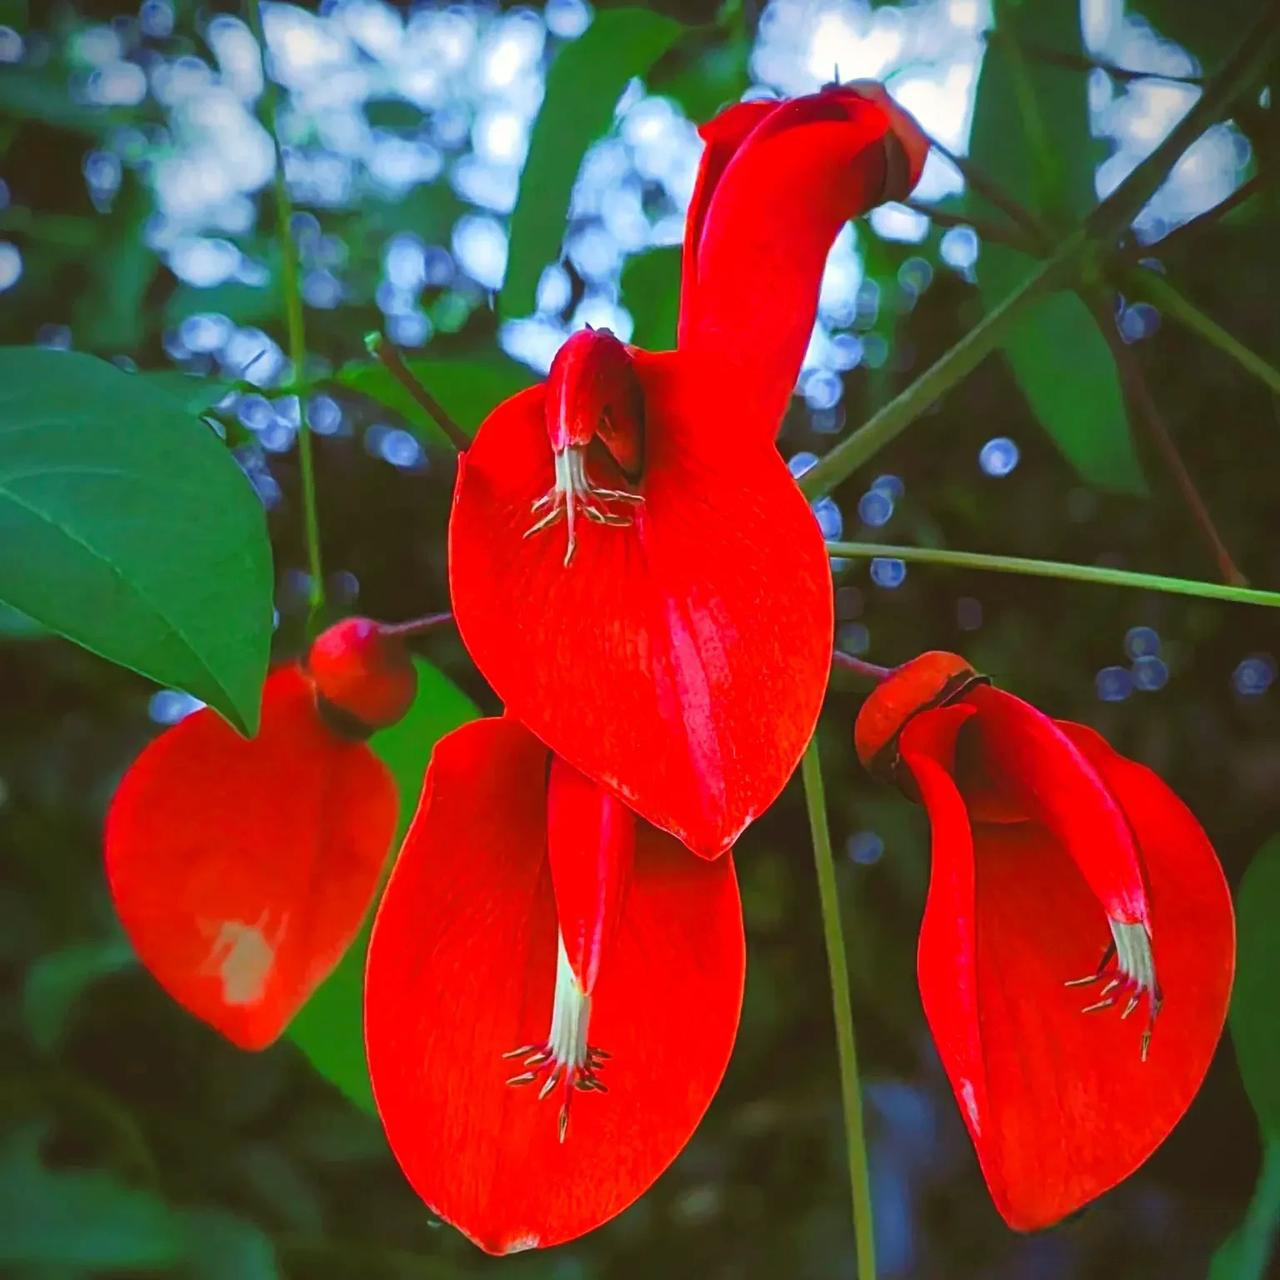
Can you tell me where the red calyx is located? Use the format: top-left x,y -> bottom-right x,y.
306,617 -> 418,733
546,327 -> 644,480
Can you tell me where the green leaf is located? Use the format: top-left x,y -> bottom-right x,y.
72,176 -> 157,355
335,354 -> 536,442
1207,1137 -> 1280,1280
1132,0 -> 1258,68
287,660 -> 477,1111
501,7 -> 683,318
0,1125 -> 182,1270
0,348 -> 273,734
131,373 -> 235,416
650,28 -> 751,122
621,246 -> 681,351
0,69 -> 123,139
23,937 -> 134,1053
179,1209 -> 278,1280
1231,835 -> 1280,1139
969,2 -> 1145,493
0,602 -> 44,637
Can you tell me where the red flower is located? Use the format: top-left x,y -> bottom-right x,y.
104,619 -> 410,1049
450,85 -> 928,859
364,717 -> 744,1254
854,652 -> 1235,1229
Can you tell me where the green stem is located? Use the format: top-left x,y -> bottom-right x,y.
824,541 -> 1280,607
1123,267 -> 1280,397
800,4 -> 1280,502
799,235 -> 1085,498
246,0 -> 325,626
801,737 -> 876,1280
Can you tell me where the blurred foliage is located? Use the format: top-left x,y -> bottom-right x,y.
0,0 -> 1277,1278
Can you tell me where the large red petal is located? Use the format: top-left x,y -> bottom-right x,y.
105,666 -> 397,1050
964,683 -> 1150,927
679,90 -> 897,435
901,707 -> 1234,1230
448,352 -> 832,858
365,718 -> 744,1254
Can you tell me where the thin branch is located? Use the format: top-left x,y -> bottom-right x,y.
1017,40 -> 1204,86
927,135 -> 1054,247
824,541 -> 1280,608
801,738 -> 877,1280
379,612 -> 454,638
833,651 -> 892,682
246,0 -> 325,625
904,200 -> 1039,253
1087,293 -> 1247,585
1139,172 -> 1270,257
1121,266 -> 1280,397
365,333 -> 471,453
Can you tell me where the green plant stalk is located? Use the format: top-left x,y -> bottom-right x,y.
800,3 -> 1280,502
246,0 -> 325,624
801,737 -> 876,1280
1123,268 -> 1280,397
825,542 -> 1280,607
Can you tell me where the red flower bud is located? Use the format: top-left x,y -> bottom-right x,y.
307,616 -> 417,732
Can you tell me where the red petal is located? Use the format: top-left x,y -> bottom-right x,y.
901,707 -> 1234,1230
679,88 -> 907,435
365,719 -> 744,1253
105,666 -> 397,1050
448,353 -> 832,858
547,754 -> 634,995
964,683 -> 1150,927
678,99 -> 778,342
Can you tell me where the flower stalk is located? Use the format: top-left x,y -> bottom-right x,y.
801,736 -> 877,1280
245,0 -> 325,628
824,542 -> 1280,608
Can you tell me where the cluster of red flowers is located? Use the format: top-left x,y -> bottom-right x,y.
105,84 -> 1234,1256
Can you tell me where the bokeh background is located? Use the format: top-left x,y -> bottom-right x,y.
1,0 -> 1277,1276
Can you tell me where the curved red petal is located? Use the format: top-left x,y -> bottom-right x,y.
964,683 -> 1150,927
548,754 -> 635,995
678,98 -> 779,341
365,718 -> 745,1254
105,666 -> 398,1050
901,707 -> 1234,1230
680,88 -> 912,435
448,353 -> 833,858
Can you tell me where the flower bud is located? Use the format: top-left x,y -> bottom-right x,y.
307,617 -> 417,733
854,650 -> 977,775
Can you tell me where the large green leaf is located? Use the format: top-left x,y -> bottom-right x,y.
179,1209 -> 278,1280
969,1 -> 1145,493
0,1125 -> 183,1270
287,660 -> 478,1111
335,353 -> 536,442
1207,1137 -> 1280,1280
621,246 -> 682,351
1133,0 -> 1259,69
500,7 -> 682,318
0,348 -> 273,734
650,26 -> 751,123
1231,835 -> 1280,1138
23,937 -> 134,1054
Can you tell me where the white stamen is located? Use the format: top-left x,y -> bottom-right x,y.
524,446 -> 642,566
502,930 -> 609,1140
546,932 -> 591,1075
